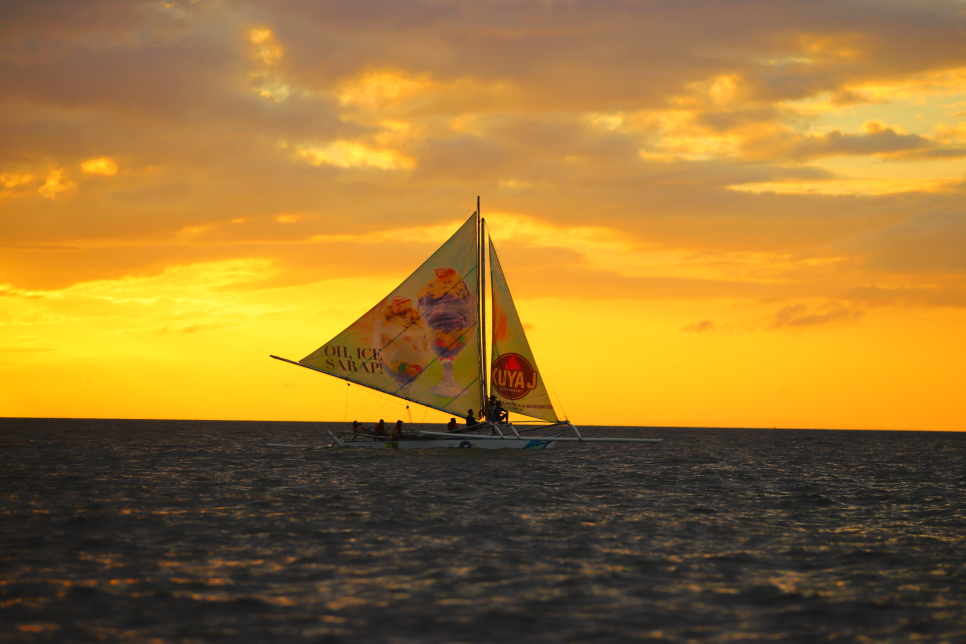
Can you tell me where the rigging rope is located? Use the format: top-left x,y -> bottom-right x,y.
529,334 -> 571,422
344,382 -> 350,423
355,387 -> 410,427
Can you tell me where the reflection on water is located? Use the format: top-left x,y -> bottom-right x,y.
1,419 -> 965,642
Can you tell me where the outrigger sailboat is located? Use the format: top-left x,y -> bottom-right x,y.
271,198 -> 662,449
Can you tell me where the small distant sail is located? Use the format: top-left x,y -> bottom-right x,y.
301,214 -> 483,417
489,240 -> 559,422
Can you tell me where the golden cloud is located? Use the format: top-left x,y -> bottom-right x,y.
248,27 -> 283,67
794,33 -> 868,62
80,157 -> 119,176
847,66 -> 966,104
673,74 -> 743,109
37,169 -> 75,199
935,121 -> 966,143
727,178 -> 960,196
339,70 -> 430,110
246,26 -> 298,102
0,172 -> 35,190
294,141 -> 414,170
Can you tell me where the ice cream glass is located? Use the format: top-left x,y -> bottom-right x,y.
377,295 -> 429,397
418,267 -> 477,397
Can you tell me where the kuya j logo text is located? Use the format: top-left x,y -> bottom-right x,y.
492,353 -> 538,400
319,345 -> 384,374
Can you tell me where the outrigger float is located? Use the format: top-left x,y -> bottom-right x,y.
271,198 -> 662,450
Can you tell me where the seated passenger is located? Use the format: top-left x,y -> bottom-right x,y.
465,409 -> 477,427
447,418 -> 458,432
351,420 -> 365,433
494,401 -> 509,424
392,420 -> 403,440
373,419 -> 386,436
484,395 -> 498,421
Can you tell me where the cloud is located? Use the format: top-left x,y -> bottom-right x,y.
770,304 -> 864,329
294,141 -> 414,170
158,321 -> 238,335
836,209 -> 966,274
845,284 -> 966,308
0,285 -> 46,300
681,303 -> 870,333
0,1 -> 157,46
80,157 -> 119,176
741,121 -> 939,162
682,319 -> 716,333
37,168 -> 75,199
1,0 -> 966,311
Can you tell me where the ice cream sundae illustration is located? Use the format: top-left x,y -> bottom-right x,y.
377,295 -> 429,396
418,267 -> 477,397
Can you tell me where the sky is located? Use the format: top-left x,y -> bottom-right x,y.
1,0 -> 964,430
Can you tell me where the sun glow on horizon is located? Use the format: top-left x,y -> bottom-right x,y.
1,2 -> 964,430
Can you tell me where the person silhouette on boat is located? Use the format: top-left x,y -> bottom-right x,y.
351,420 -> 365,433
447,418 -> 458,432
494,400 -> 508,424
373,419 -> 386,436
485,395 -> 497,421
485,395 -> 509,424
391,420 -> 403,440
465,409 -> 477,427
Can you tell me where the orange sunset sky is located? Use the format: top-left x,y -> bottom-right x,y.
1,1 -> 964,430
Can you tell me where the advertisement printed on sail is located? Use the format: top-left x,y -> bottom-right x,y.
488,239 -> 558,423
299,214 -> 483,417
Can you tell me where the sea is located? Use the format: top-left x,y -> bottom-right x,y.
1,418 -> 964,644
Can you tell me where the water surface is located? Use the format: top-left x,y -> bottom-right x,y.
1,419 -> 964,643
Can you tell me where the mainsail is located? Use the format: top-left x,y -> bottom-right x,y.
488,239 -> 559,422
300,214 -> 483,417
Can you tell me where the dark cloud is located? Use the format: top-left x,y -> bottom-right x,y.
0,0 -> 154,45
502,263 -> 777,301
249,0 -> 966,109
0,31 -> 245,117
159,321 -> 237,335
835,209 -> 966,274
496,177 -> 945,253
412,135 -> 513,183
682,320 -> 716,333
770,303 -> 864,328
697,107 -> 783,132
1,0 -> 965,311
6,1 -> 966,115
845,284 -> 966,308
742,125 -> 940,162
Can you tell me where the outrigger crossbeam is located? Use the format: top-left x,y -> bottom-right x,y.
416,420 -> 663,443
416,431 -> 662,443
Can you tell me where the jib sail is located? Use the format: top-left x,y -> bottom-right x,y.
488,239 -> 559,422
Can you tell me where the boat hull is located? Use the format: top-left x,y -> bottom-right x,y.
336,432 -> 564,450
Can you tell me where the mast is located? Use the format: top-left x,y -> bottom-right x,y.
477,195 -> 487,409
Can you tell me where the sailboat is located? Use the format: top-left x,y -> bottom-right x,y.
271,198 -> 662,449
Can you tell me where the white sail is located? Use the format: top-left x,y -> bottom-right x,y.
488,239 -> 559,422
300,214 -> 483,417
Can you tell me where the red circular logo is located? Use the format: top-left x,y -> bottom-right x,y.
491,353 -> 538,400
